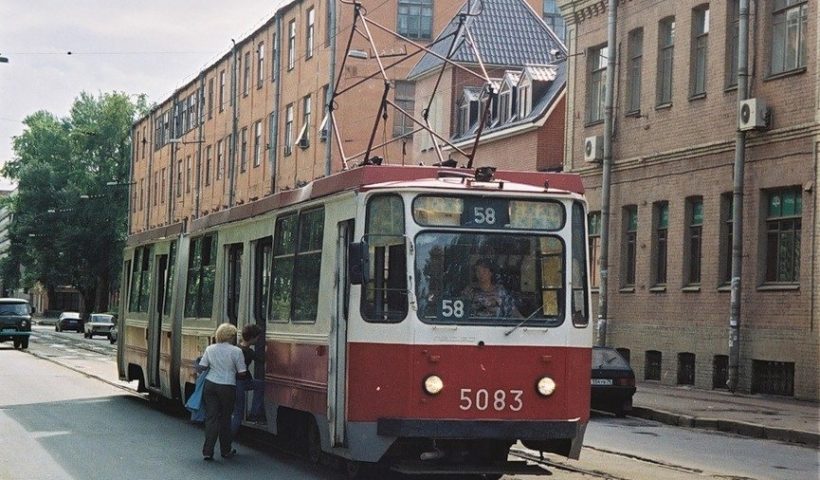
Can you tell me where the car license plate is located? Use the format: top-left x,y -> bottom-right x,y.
591,378 -> 613,385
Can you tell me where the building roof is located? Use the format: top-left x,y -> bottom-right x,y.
522,64 -> 558,83
407,0 -> 565,80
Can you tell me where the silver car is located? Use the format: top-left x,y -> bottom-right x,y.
83,314 -> 115,339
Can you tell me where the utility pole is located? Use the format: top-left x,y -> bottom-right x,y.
728,0 -> 750,393
597,0 -> 617,347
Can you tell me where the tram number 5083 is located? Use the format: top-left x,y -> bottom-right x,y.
459,388 -> 524,412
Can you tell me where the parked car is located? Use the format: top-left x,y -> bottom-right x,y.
56,311 -> 83,333
0,298 -> 33,349
591,346 -> 636,417
84,313 -> 115,339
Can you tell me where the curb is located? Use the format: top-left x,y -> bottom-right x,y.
630,406 -> 819,448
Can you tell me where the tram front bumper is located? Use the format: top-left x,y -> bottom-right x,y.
377,418 -> 582,440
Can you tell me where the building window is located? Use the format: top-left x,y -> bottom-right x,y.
690,5 -> 709,97
652,201 -> 668,287
186,156 -> 192,193
207,78 -> 214,119
726,0 -> 739,87
656,16 -> 675,106
457,88 -> 480,136
719,193 -> 733,284
319,84 -> 329,142
518,83 -> 531,118
271,33 -> 278,81
626,28 -> 643,114
219,70 -> 225,112
588,211 -> 601,289
623,205 -> 638,288
765,187 -> 802,283
752,360 -> 794,396
139,179 -> 144,210
284,104 -> 294,155
587,44 -> 607,123
253,120 -> 262,167
268,112 -> 278,167
713,355 -> 728,389
176,159 -> 182,198
216,140 -> 224,180
771,0 -> 807,75
645,350 -> 662,381
257,42 -> 265,87
398,0 -> 433,39
205,145 -> 212,186
288,20 -> 296,70
240,127 -> 248,173
393,81 -> 415,138
685,197 -> 703,285
243,51 -> 251,95
297,95 -> 311,149
306,7 -> 315,59
677,352 -> 695,385
542,0 -> 565,43
161,168 -> 166,204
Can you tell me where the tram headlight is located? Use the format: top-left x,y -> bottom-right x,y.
423,375 -> 444,395
536,376 -> 556,397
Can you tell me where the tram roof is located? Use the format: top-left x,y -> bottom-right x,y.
132,166 -> 584,244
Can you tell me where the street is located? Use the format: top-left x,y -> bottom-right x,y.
0,326 -> 816,480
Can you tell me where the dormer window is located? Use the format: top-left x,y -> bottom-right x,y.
518,83 -> 531,117
457,87 -> 481,136
497,73 -> 519,124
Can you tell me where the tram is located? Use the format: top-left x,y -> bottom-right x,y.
117,165 -> 592,476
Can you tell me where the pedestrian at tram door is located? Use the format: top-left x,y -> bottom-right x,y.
198,323 -> 248,461
231,323 -> 266,435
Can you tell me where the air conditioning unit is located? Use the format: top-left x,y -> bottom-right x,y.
739,98 -> 768,131
584,135 -> 603,163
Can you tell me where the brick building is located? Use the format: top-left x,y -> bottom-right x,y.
559,0 -> 818,400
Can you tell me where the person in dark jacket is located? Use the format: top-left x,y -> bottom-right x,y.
231,323 -> 266,435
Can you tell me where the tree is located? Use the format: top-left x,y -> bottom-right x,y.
2,91 -> 148,314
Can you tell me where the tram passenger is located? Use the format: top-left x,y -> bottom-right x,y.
463,258 -> 521,318
231,324 -> 266,435
198,323 -> 248,461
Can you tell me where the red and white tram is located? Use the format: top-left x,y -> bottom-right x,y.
118,165 -> 592,476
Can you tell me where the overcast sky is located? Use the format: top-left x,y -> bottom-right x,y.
0,0 -> 291,189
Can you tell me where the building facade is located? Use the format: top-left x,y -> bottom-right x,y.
559,0 -> 818,400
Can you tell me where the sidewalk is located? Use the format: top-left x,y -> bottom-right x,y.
630,382 -> 819,447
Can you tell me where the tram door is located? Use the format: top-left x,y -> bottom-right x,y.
148,254 -> 168,389
329,219 -> 354,446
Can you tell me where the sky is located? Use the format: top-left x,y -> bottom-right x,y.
0,0 -> 291,190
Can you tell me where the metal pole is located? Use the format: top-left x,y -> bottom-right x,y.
597,0 -> 617,347
728,0 -> 750,393
325,0 -> 336,177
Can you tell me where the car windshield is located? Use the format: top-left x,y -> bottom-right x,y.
63,312 -> 80,319
0,303 -> 30,315
592,348 -> 631,369
91,315 -> 113,323
415,232 -> 564,326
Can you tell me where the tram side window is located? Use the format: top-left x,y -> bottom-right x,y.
185,234 -> 217,318
129,245 -> 154,313
362,195 -> 408,322
269,209 -> 325,323
254,237 -> 273,323
571,202 -> 590,327
163,242 -> 176,316
270,214 -> 297,322
292,208 -> 324,322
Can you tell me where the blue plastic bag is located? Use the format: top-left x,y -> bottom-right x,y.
185,371 -> 208,423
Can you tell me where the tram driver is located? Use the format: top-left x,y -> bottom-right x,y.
463,258 -> 521,318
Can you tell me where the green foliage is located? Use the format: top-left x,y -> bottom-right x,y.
2,91 -> 147,312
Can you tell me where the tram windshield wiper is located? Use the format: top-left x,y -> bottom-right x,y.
503,306 -> 544,336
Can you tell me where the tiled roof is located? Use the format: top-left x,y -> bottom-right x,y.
522,64 -> 557,83
407,0 -> 565,79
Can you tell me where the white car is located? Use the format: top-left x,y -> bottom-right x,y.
84,314 -> 115,339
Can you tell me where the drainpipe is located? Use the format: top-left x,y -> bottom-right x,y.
597,0 -> 617,347
195,72 -> 205,219
229,39 -> 239,208
728,0 -> 750,393
145,114 -> 153,231
325,0 -> 337,177
272,17 -> 283,193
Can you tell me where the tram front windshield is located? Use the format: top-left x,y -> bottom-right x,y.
415,232 -> 565,327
